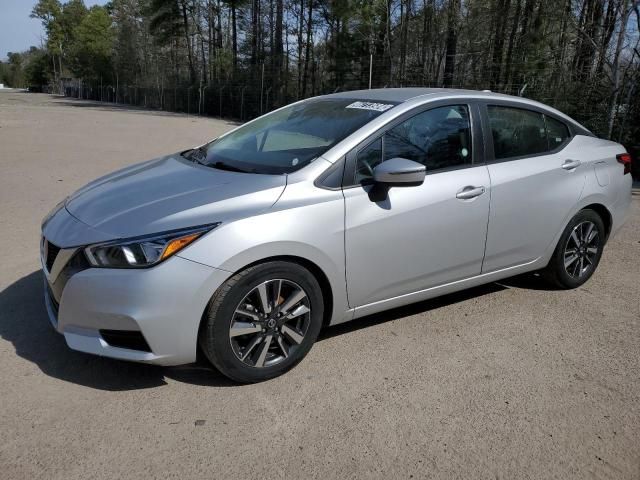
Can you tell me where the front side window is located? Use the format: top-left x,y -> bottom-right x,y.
188,98 -> 397,174
355,137 -> 383,183
488,105 -> 571,160
355,105 -> 473,182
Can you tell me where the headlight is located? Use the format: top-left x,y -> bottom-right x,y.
84,223 -> 220,268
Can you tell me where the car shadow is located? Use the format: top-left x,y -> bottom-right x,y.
495,272 -> 560,291
2,270 -> 513,390
318,282 -> 507,341
0,271 -> 236,391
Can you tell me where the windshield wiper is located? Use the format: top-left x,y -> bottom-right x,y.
181,146 -> 207,165
211,161 -> 252,173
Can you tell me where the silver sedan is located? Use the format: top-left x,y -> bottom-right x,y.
41,88 -> 633,382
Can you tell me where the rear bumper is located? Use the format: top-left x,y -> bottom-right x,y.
609,176 -> 633,239
44,255 -> 231,366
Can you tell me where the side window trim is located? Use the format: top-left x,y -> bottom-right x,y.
343,100 -> 483,188
480,101 -> 575,163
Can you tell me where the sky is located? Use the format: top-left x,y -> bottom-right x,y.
0,0 -> 108,61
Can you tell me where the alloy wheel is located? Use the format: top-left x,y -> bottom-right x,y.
229,279 -> 311,368
563,220 -> 600,279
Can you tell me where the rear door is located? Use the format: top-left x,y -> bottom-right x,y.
480,103 -> 587,272
343,102 -> 491,308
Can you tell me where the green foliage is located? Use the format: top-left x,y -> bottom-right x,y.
69,6 -> 115,80
0,48 -> 51,88
24,49 -> 51,86
21,0 -> 640,146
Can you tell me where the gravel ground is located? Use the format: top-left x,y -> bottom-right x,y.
0,91 -> 639,480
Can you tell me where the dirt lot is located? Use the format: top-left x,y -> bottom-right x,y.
0,91 -> 639,480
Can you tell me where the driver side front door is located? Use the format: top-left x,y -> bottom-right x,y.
343,103 -> 491,312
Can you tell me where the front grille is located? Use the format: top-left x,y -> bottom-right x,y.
45,241 -> 61,272
99,330 -> 152,352
47,250 -> 91,304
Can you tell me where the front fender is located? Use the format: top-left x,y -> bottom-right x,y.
177,189 -> 350,325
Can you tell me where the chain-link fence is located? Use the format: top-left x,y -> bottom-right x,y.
60,53 -> 628,142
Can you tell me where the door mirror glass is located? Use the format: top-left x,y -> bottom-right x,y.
373,158 -> 426,185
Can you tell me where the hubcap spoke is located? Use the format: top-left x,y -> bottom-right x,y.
583,223 -> 594,243
572,259 -> 581,277
272,280 -> 282,307
281,325 -> 304,345
235,308 -> 260,322
257,283 -> 271,314
280,289 -> 306,314
276,335 -> 289,358
564,254 -> 579,269
255,335 -> 272,367
230,322 -> 262,337
240,335 -> 263,361
570,230 -> 580,248
286,304 -> 310,319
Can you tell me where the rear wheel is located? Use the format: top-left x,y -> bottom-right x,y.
199,261 -> 324,383
544,209 -> 605,289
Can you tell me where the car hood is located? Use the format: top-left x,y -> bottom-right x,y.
65,154 -> 287,238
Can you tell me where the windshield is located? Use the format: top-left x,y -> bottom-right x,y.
188,98 -> 398,174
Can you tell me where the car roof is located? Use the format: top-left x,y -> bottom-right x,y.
321,88 -> 593,136
322,87 -> 514,103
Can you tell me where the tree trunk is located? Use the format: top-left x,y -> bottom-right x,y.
251,0 -> 259,65
180,0 -> 197,85
274,0 -> 284,102
443,0 -> 460,87
503,0 -> 521,91
607,0 -> 631,138
302,0 -> 313,97
490,0 -> 511,89
297,0 -> 304,97
231,2 -> 238,73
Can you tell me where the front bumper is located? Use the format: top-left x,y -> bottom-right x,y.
43,250 -> 231,366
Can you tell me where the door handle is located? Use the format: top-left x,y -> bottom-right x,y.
562,159 -> 581,170
456,186 -> 486,200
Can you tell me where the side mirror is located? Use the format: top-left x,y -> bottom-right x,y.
373,158 -> 426,185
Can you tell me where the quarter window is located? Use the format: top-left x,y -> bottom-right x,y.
488,105 -> 571,160
355,105 -> 473,182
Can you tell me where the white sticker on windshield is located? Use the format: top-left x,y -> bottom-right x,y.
346,101 -> 394,112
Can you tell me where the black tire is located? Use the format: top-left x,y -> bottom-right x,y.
543,209 -> 605,289
199,261 -> 324,383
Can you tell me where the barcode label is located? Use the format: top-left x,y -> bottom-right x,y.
346,101 -> 394,112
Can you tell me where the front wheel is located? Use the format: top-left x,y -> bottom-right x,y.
199,261 -> 324,383
543,209 -> 605,289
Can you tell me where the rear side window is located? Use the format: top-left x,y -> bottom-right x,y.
488,105 -> 571,160
488,106 -> 547,159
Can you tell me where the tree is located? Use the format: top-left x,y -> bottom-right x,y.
25,0 -> 640,147
69,6 -> 114,81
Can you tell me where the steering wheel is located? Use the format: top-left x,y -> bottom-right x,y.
360,158 -> 375,178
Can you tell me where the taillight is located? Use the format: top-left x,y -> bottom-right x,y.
616,153 -> 631,175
